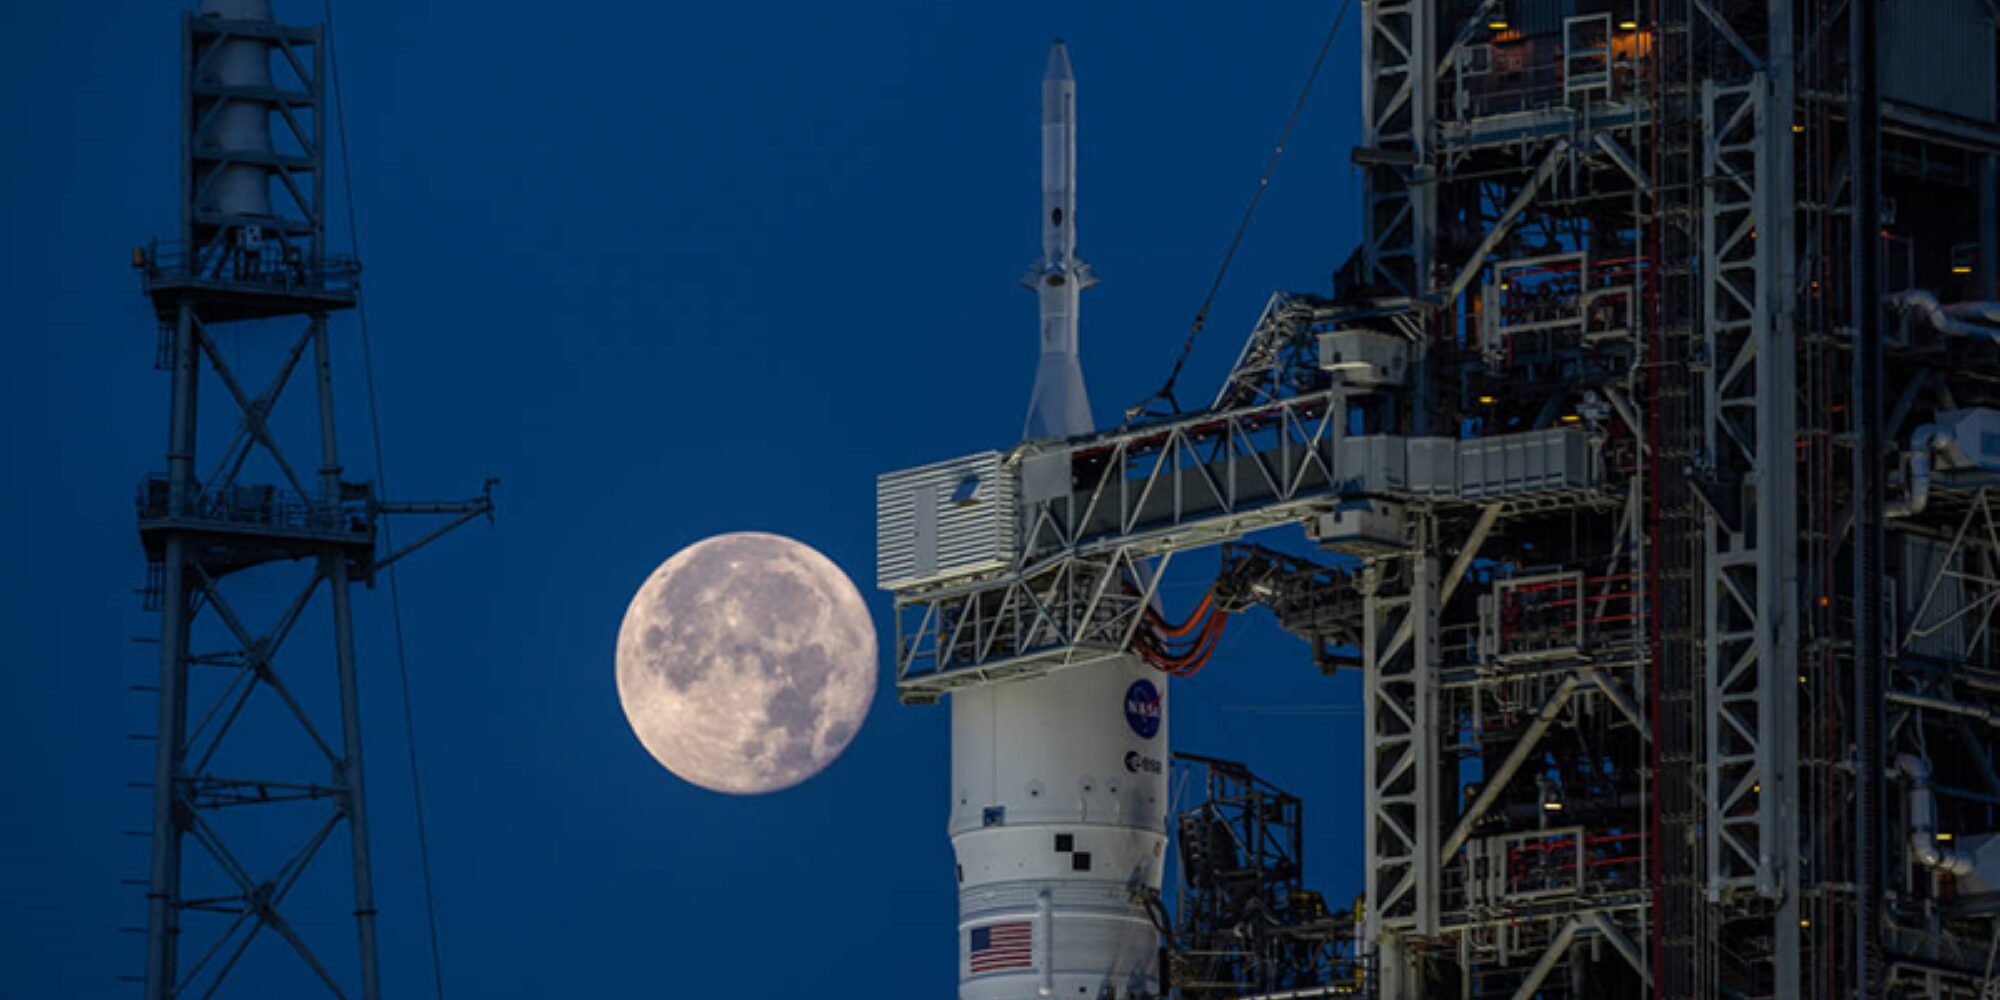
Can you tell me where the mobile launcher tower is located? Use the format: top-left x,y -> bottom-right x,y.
878,5 -> 2000,1000
126,2 -> 489,998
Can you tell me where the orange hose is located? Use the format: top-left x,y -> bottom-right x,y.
1151,609 -> 1231,676
1149,590 -> 1216,639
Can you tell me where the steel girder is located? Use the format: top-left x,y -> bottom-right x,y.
1360,0 -> 1433,297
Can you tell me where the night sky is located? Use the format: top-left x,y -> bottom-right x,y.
4,1 -> 1372,995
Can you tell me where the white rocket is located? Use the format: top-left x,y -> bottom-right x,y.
952,41 -> 1169,1000
1022,40 -> 1097,441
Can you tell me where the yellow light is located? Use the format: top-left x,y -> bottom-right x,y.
1753,783 -> 1761,793
1544,800 -> 1564,811
1619,19 -> 1640,29
1954,265 -> 1975,275
1939,832 -> 1956,842
1792,124 -> 1806,134
1560,414 -> 1582,424
1799,674 -> 1809,684
1477,395 -> 1498,405
1488,19 -> 1510,30
1800,918 -> 1812,929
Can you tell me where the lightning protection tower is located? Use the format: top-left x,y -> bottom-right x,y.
129,2 -> 491,997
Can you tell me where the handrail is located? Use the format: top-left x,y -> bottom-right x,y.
135,474 -> 372,539
136,239 -> 361,297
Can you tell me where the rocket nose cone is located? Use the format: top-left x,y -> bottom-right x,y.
1045,40 -> 1074,82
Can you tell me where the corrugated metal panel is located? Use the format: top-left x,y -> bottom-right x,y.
876,451 -> 1016,591
1338,436 -> 1410,494
1882,0 -> 1998,124
1899,534 -> 1970,661
1406,437 -> 1460,497
1458,428 -> 1596,499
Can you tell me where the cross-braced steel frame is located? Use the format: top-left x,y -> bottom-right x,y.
876,2 -> 2000,997
130,8 -> 490,999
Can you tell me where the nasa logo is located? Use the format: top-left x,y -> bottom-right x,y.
1123,679 -> 1161,740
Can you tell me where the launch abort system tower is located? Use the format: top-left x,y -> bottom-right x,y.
130,2 -> 489,997
880,4 -> 2000,998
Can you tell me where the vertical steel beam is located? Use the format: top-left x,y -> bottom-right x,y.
1359,0 -> 1433,297
1760,8 -> 1801,993
1982,154 -> 1998,303
1852,0 -> 1885,990
1362,537 -> 1439,1000
143,300 -> 200,1000
314,315 -> 384,1000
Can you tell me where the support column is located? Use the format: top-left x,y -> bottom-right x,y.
313,314 -> 384,1000
1362,531 -> 1440,999
143,300 -> 200,1000
1852,0 -> 1886,990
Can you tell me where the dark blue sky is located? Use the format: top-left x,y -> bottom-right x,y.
4,1 -> 1370,995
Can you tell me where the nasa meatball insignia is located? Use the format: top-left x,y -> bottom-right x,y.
1123,679 -> 1161,740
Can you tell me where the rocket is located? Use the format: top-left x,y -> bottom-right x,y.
952,42 -> 1169,1000
1022,40 -> 1098,441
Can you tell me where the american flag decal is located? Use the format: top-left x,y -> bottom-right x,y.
968,921 -> 1033,973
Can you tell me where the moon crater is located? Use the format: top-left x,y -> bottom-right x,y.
616,532 -> 876,794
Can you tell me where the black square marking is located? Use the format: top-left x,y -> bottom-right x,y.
1054,833 -> 1074,852
1072,851 -> 1092,871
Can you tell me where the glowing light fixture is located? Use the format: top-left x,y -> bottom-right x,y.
1477,394 -> 1498,405
1619,19 -> 1640,29
1954,265 -> 1975,275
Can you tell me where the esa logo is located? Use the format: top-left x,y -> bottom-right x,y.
1124,750 -> 1162,775
1124,679 -> 1161,740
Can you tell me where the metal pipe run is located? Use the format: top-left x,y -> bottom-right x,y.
1897,755 -> 1975,877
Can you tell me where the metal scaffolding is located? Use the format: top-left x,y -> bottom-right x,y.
879,1 -> 2000,996
128,5 -> 489,998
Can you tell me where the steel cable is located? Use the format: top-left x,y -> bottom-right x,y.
322,5 -> 448,998
1127,0 -> 1358,424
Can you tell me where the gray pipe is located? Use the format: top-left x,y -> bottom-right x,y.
1887,424 -> 1949,518
1898,754 -> 1975,876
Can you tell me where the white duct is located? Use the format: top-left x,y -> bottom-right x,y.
1888,424 -> 1949,518
1887,290 -> 2000,341
1898,754 -> 1975,877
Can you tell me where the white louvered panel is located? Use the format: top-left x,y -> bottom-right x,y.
877,451 -> 1017,591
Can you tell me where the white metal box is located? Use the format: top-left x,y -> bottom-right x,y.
1318,329 -> 1411,386
1307,500 -> 1408,557
877,451 -> 1017,590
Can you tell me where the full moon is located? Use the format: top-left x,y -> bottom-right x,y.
615,532 -> 877,794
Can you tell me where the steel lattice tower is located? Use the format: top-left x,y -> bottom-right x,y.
131,3 -> 490,997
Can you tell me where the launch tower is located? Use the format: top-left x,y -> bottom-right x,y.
881,4 -> 2000,998
129,2 -> 490,997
